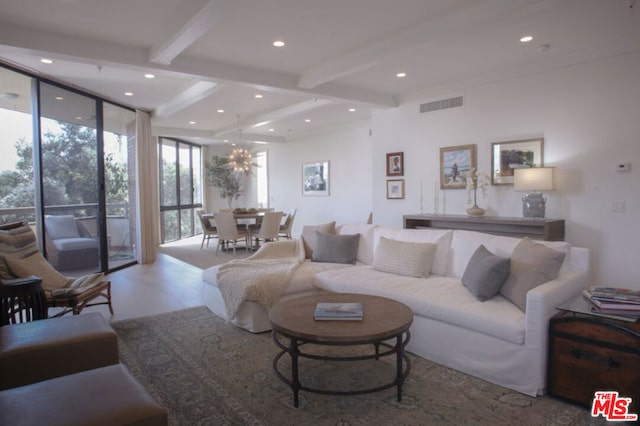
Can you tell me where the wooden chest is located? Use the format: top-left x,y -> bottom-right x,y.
547,311 -> 640,413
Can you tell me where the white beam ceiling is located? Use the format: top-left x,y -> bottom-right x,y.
150,0 -> 243,65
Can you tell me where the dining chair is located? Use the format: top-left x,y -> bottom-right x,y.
196,210 -> 217,250
279,208 -> 297,240
251,211 -> 284,250
214,212 -> 249,256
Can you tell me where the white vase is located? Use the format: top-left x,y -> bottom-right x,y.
466,204 -> 485,217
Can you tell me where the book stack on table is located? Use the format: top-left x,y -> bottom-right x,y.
582,287 -> 640,318
314,302 -> 363,321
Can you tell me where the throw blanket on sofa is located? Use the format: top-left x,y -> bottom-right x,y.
216,239 -> 305,320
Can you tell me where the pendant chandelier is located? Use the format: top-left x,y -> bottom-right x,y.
228,116 -> 254,174
228,147 -> 253,174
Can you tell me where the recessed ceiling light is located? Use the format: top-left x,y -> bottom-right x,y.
189,121 -> 196,125
396,72 -> 407,78
55,96 -> 64,100
144,73 -> 155,79
268,128 -> 274,132
40,58 -> 53,64
304,119 -> 311,123
520,35 -> 533,43
124,92 -> 133,96
75,116 -> 83,120
272,40 -> 285,47
224,139 -> 229,143
254,141 -> 268,145
348,108 -> 356,112
217,109 -> 225,113
254,94 -> 263,99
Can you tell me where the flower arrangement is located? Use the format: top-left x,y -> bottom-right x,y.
466,167 -> 490,216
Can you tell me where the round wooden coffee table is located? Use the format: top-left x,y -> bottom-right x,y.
268,293 -> 413,407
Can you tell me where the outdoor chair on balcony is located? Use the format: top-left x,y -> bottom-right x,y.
44,215 -> 99,271
0,221 -> 113,318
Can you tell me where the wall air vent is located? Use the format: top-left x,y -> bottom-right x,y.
419,96 -> 463,113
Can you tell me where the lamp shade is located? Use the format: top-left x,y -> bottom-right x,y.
514,167 -> 554,192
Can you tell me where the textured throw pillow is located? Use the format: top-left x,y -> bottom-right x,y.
373,236 -> 437,278
0,224 -> 40,280
301,221 -> 336,258
312,232 -> 360,264
462,245 -> 510,301
500,238 -> 566,312
5,253 -> 71,292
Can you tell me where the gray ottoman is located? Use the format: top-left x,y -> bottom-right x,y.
0,312 -> 118,390
0,364 -> 167,426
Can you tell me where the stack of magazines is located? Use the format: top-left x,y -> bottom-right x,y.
582,287 -> 640,318
314,302 -> 363,321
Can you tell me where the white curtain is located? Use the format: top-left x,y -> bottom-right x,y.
135,110 -> 159,264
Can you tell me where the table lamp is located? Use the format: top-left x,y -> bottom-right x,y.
514,167 -> 555,218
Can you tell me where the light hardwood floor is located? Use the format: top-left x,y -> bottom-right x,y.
90,253 -> 205,323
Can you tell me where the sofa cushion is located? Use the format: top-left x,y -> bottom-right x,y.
336,223 -> 377,265
301,221 -> 336,259
461,245 -> 510,301
500,238 -> 566,312
313,266 -> 525,344
312,232 -> 360,264
5,252 -> 71,292
373,236 -> 436,278
374,227 -> 452,275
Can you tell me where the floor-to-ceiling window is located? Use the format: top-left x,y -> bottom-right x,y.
0,63 -> 136,273
0,67 -> 34,225
159,138 -> 202,243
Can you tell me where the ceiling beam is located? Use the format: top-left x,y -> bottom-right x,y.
0,22 -> 396,108
153,80 -> 221,118
298,0 -> 546,89
213,98 -> 333,136
150,0 -> 242,65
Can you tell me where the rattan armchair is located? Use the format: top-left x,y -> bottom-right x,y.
0,221 -> 113,318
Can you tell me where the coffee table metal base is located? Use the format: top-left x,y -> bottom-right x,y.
271,330 -> 411,407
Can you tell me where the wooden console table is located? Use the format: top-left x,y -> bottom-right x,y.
403,214 -> 564,241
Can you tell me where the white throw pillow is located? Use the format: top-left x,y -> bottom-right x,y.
373,236 -> 437,278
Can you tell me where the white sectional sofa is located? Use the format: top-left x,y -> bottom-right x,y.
202,223 -> 590,397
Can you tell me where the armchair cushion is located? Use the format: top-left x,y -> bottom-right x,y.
5,253 -> 71,293
45,215 -> 80,239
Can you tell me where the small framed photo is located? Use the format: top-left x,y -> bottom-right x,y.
491,138 -> 544,185
439,144 -> 476,189
386,179 -> 405,199
302,161 -> 330,196
386,152 -> 404,176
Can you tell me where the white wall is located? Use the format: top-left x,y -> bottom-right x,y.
371,52 -> 640,289
267,120 -> 373,236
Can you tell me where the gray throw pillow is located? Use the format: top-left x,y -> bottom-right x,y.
500,238 -> 566,312
301,221 -> 336,259
312,232 -> 360,264
461,245 -> 510,301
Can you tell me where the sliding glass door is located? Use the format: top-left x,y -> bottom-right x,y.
0,64 -> 136,274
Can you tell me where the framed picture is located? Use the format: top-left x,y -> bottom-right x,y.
386,152 -> 404,176
491,138 -> 544,185
439,144 -> 476,189
386,179 -> 405,199
302,161 -> 330,196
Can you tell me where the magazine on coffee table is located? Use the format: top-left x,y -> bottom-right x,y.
314,302 -> 363,321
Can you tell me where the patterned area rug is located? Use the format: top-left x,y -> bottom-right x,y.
112,306 -> 604,426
